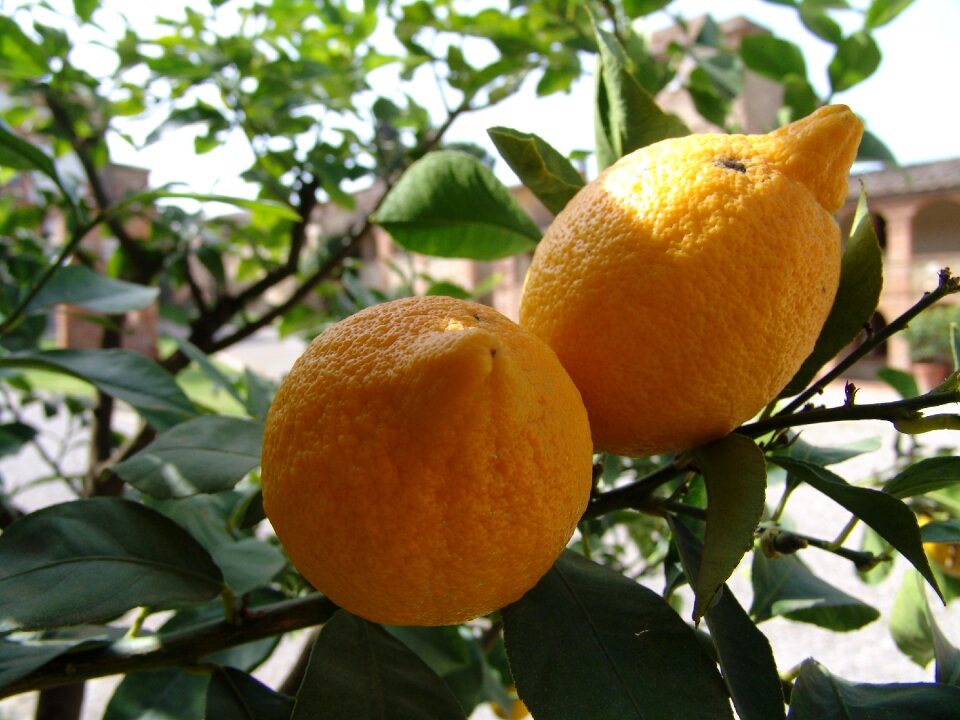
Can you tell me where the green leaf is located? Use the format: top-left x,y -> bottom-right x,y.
0,348 -> 195,429
782,76 -> 820,122
783,187 -> 883,396
877,367 -> 919,399
175,337 -> 249,413
593,25 -> 689,169
0,626 -> 122,687
373,151 -> 540,260
787,658 -> 960,719
104,667 -> 209,720
828,31 -> 882,94
0,17 -> 48,79
799,5 -> 844,43
857,129 -> 898,164
750,551 -> 880,630
921,520 -> 960,544
211,538 -> 287,596
113,190 -> 302,223
930,596 -> 960,686
865,0 -> 915,28
487,126 -> 584,215
890,570 -> 936,667
0,421 -> 37,458
383,626 -> 471,678
884,457 -> 960,499
0,119 -> 62,188
291,610 -> 466,720
26,264 -> 158,315
0,498 -> 224,631
502,551 -> 733,720
112,416 -> 263,499
671,519 -> 786,720
73,0 -> 99,22
780,436 -> 881,467
740,35 -> 807,83
771,456 -> 943,602
207,666 -> 295,720
622,0 -> 673,17
691,434 -> 767,619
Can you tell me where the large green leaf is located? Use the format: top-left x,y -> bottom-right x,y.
104,667 -> 209,720
787,659 -> 960,719
692,434 -> 767,620
372,151 -> 540,260
26,264 -> 158,315
487,126 -> 584,215
112,416 -> 263,499
206,666 -> 294,720
292,610 -> 466,719
672,519 -> 786,720
750,551 -> 880,631
771,456 -> 943,602
0,349 -> 195,429
502,551 -> 733,720
740,35 -> 807,82
783,188 -> 883,396
593,25 -> 689,169
883,457 -> 960,498
0,498 -> 224,631
828,31 -> 881,94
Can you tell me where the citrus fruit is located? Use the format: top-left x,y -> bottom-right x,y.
260,295 -> 593,626
519,105 -> 864,457
919,514 -> 960,579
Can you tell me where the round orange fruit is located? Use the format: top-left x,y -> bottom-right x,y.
260,295 -> 593,626
519,105 -> 864,456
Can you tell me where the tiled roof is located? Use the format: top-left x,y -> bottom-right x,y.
849,158 -> 960,200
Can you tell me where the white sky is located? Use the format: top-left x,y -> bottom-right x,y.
19,0 -> 957,197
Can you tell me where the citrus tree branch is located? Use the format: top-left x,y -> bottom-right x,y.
741,386 -> 960,438
1,594 -> 338,700
778,268 -> 960,417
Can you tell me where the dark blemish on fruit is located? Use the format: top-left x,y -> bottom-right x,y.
716,158 -> 747,173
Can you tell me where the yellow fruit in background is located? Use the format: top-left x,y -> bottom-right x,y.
260,295 -> 593,626
919,514 -> 960,579
519,105 -> 864,457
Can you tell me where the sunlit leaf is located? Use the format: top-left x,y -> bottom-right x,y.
828,31 -> 881,94
783,187 -> 883,396
865,0 -> 915,28
890,571 -> 934,667
373,151 -> 540,260
740,35 -> 806,82
594,25 -> 689,169
487,126 -> 584,215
